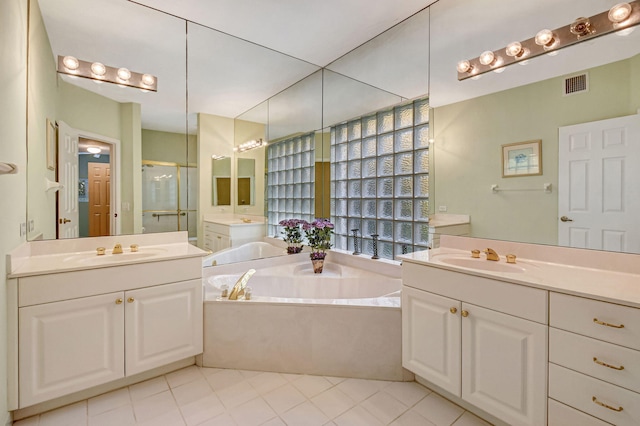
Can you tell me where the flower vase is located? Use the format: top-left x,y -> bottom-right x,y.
287,246 -> 303,254
310,253 -> 326,273
311,258 -> 325,273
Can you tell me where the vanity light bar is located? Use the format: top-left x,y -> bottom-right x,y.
56,56 -> 158,92
457,1 -> 640,81
234,138 -> 267,152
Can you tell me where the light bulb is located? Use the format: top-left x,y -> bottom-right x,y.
479,50 -> 496,66
608,3 -> 632,23
456,60 -> 471,73
62,56 -> 79,71
505,42 -> 523,57
87,147 -> 101,154
117,67 -> 131,82
141,74 -> 155,86
535,29 -> 555,47
91,62 -> 106,77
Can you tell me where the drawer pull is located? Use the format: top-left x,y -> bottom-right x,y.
593,318 -> 624,329
593,357 -> 624,371
592,396 -> 623,412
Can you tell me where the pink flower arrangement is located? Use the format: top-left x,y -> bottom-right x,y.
302,218 -> 334,260
279,218 -> 305,254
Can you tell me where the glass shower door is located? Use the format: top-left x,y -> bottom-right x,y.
142,162 -> 182,234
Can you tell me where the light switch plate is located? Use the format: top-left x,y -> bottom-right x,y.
438,206 -> 447,212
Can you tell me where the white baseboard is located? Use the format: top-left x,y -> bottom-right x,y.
4,411 -> 12,426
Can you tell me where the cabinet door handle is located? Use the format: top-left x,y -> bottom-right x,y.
593,357 -> 624,370
450,307 -> 457,314
461,310 -> 469,318
593,318 -> 624,328
127,297 -> 135,303
592,396 -> 623,412
115,298 -> 123,305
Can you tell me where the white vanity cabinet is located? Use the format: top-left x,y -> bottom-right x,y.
402,262 -> 548,426
548,292 -> 640,426
12,256 -> 203,409
203,222 -> 231,252
19,292 -> 125,407
203,220 -> 265,252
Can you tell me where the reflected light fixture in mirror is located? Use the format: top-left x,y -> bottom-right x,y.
56,55 -> 158,91
457,1 -> 640,80
234,138 -> 267,152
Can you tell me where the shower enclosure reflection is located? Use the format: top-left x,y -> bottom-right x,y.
141,161 -> 197,241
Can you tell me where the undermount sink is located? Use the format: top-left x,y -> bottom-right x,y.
62,248 -> 168,266
432,255 -> 527,274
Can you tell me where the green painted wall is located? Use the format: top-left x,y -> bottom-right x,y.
432,56 -> 639,245
0,0 -> 28,421
142,129 -> 196,164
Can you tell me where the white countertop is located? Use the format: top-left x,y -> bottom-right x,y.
400,246 -> 640,308
8,232 -> 207,278
203,214 -> 266,226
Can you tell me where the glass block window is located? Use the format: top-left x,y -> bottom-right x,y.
331,98 -> 430,260
267,133 -> 315,236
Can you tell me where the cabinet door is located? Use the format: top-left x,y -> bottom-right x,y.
402,286 -> 461,395
461,303 -> 547,426
213,233 -> 231,251
125,280 -> 203,376
19,292 -> 125,407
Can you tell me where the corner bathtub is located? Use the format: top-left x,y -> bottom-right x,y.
202,254 -> 409,381
202,241 -> 285,266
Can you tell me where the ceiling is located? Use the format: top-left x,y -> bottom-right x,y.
39,0 -> 640,134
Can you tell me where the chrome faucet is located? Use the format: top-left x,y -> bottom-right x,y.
483,248 -> 499,261
229,269 -> 256,300
112,243 -> 123,254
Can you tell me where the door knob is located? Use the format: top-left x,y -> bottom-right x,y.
461,310 -> 469,317
127,297 -> 135,303
59,218 -> 71,224
560,216 -> 573,222
450,307 -> 457,314
115,298 -> 123,305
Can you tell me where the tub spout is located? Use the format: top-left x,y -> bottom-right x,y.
229,269 -> 256,300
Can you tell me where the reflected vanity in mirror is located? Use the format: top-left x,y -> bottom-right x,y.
211,157 -> 231,206
236,158 -> 255,206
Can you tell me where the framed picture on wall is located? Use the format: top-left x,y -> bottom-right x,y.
46,118 -> 56,171
502,140 -> 542,177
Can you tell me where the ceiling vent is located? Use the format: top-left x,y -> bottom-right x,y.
563,73 -> 588,96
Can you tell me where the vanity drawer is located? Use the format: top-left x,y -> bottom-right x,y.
204,222 -> 230,236
548,399 -> 612,426
402,261 -> 547,323
549,363 -> 640,426
550,328 -> 640,393
550,293 -> 640,350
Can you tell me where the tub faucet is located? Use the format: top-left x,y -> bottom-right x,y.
229,269 -> 256,300
483,248 -> 499,261
112,243 -> 123,254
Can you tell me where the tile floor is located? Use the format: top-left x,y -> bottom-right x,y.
13,366 -> 492,426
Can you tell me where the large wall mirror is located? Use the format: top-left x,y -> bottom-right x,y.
27,0 -> 187,241
26,0 -> 640,258
428,0 -> 640,254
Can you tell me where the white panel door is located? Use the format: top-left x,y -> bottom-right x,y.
125,280 -> 203,376
57,121 -> 79,238
558,114 -> 640,253
402,286 -> 461,395
461,303 -> 547,426
19,292 -> 125,407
